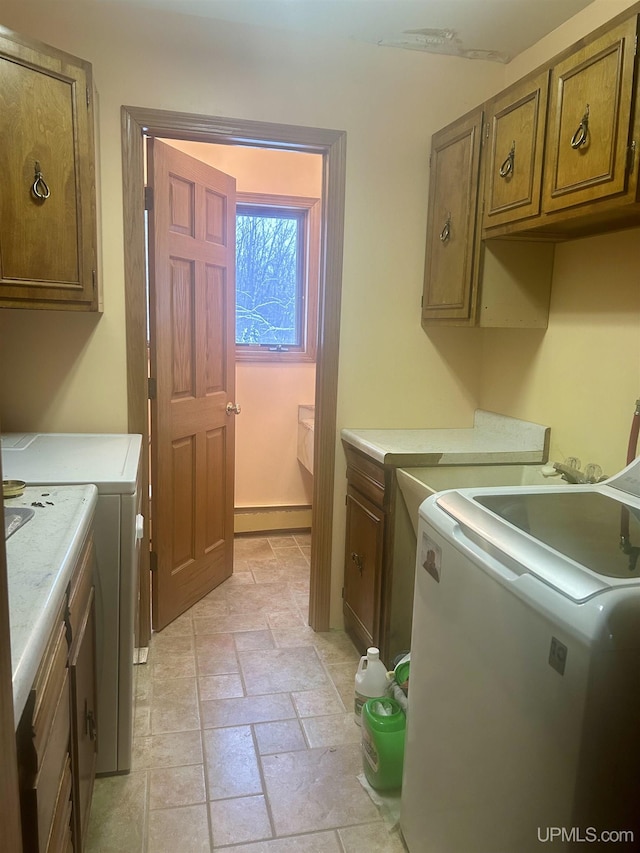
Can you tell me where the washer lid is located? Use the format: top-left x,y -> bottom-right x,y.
435,487 -> 640,602
1,433 -> 142,494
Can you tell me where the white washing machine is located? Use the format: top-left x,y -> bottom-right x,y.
1,432 -> 143,775
401,456 -> 640,852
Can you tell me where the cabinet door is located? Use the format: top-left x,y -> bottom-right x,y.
343,487 -> 384,654
422,108 -> 483,323
0,27 -> 99,310
483,71 -> 549,231
69,587 -> 98,853
543,16 -> 638,213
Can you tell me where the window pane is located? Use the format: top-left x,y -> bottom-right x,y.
236,211 -> 301,346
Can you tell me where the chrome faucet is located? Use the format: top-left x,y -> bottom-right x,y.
552,459 -> 605,485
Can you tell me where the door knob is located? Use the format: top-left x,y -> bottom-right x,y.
226,402 -> 241,415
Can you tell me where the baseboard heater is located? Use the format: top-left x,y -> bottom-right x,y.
234,505 -> 312,534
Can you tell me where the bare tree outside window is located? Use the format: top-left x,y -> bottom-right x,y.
236,207 -> 303,347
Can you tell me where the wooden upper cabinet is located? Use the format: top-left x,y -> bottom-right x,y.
483,71 -> 549,232
422,108 -> 483,323
0,27 -> 100,311
543,16 -> 639,215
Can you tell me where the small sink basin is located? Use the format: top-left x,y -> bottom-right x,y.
397,464 -> 558,537
4,507 -> 35,540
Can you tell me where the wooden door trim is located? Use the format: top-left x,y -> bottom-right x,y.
122,106 -> 346,635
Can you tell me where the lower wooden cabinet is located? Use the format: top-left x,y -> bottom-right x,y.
342,445 -> 396,663
17,531 -> 97,853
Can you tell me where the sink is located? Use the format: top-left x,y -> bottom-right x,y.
396,464 -> 558,536
4,507 -> 35,540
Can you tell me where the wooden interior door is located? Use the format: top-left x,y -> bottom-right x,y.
148,139 -> 237,631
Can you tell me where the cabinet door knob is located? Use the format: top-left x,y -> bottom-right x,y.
31,161 -> 51,200
499,141 -> 515,178
439,213 -> 451,243
570,105 -> 590,149
351,551 -> 364,575
85,702 -> 97,741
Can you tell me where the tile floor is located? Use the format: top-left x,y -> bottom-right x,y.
86,533 -> 407,852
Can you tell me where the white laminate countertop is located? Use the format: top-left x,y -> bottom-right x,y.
5,484 -> 98,724
341,410 -> 550,467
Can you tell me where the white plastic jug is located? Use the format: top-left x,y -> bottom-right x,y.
354,647 -> 389,726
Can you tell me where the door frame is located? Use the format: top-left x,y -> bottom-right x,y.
121,106 -> 346,643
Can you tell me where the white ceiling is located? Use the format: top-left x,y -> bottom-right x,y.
117,0 -> 596,62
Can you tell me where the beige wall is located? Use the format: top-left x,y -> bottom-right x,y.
165,141 -> 320,509
0,0 -> 638,627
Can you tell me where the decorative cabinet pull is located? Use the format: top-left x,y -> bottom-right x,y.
85,702 -> 97,741
31,161 -> 51,200
570,105 -> 590,149
351,551 -> 364,575
439,213 -> 451,243
499,141 -> 515,178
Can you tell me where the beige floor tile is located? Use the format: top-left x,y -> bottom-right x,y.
291,686 -> 346,718
274,553 -> 310,569
234,537 -> 274,560
301,712 -> 361,748
196,633 -> 239,675
201,693 -> 296,728
265,608 -> 306,629
204,725 -> 263,799
251,566 -> 297,584
267,535 -> 297,547
254,719 -> 307,754
133,704 -> 151,738
234,558 -> 279,573
338,823 -> 408,852
151,648 -> 196,680
224,569 -> 257,585
195,612 -> 269,634
261,745 -> 380,835
234,629 -> 275,651
238,646 -> 330,695
220,833 -> 342,853
271,626 -> 315,648
311,631 -> 361,665
209,795 -> 272,847
150,677 -> 200,734
147,804 -> 211,853
188,597 -> 230,620
324,661 -> 359,712
199,673 -> 245,700
227,583 -> 295,614
135,663 -> 152,703
293,532 -> 312,545
150,611 -> 194,642
149,764 -> 206,809
132,730 -> 203,771
86,771 -> 148,853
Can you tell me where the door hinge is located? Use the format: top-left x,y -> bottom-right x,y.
92,269 -> 97,291
150,551 -> 158,573
86,87 -> 91,108
341,586 -> 344,599
485,121 -> 489,140
144,185 -> 154,211
148,377 -> 157,399
629,140 -> 637,174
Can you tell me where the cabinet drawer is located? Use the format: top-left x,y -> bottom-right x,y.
67,535 -> 94,653
48,757 -> 73,853
32,615 -> 67,764
33,670 -> 70,852
344,446 -> 388,509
